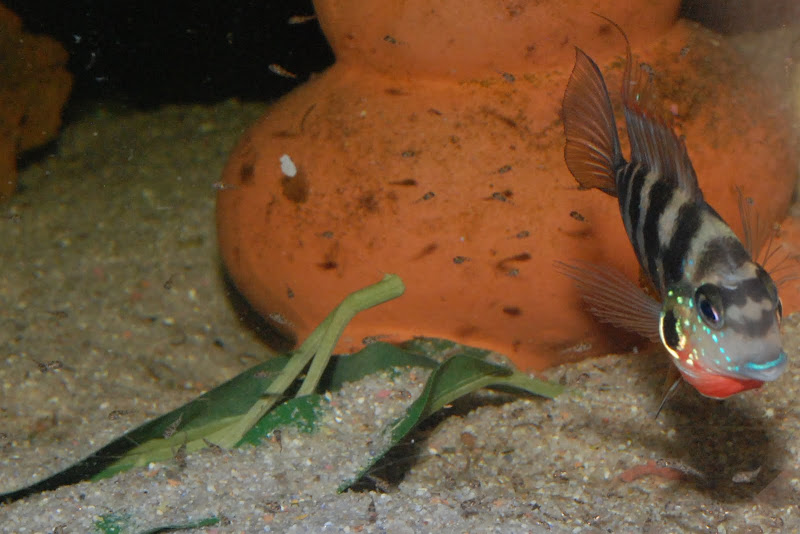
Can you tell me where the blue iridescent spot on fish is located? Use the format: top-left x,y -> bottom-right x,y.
557,17 -> 787,400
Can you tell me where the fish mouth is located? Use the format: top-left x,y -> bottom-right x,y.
736,351 -> 788,382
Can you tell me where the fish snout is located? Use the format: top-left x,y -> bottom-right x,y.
739,350 -> 787,381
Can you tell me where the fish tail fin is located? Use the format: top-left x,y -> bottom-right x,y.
563,46 -> 624,197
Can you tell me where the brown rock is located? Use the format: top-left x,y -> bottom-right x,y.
0,2 -> 72,201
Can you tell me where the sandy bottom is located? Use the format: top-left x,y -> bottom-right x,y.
1,97 -> 799,533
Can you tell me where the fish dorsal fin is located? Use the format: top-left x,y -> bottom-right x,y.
555,260 -> 662,342
617,28 -> 703,200
737,186 -> 772,261
563,47 -> 624,196
737,187 -> 797,285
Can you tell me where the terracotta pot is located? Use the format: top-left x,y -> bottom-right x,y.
216,0 -> 797,370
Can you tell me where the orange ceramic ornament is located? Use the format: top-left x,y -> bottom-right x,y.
216,0 -> 797,371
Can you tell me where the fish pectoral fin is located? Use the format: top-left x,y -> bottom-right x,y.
562,48 -> 623,196
555,260 -> 661,342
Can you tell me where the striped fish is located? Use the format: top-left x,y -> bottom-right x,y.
559,21 -> 787,399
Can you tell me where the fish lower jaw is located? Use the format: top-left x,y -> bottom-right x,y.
680,352 -> 787,389
677,367 -> 764,399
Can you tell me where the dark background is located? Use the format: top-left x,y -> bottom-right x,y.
4,0 -> 798,111
5,0 -> 334,109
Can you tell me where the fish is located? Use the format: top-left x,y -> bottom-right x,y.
559,18 -> 787,400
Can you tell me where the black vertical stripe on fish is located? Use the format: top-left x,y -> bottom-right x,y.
623,110 -> 703,201
662,203 -> 702,286
619,163 -> 647,235
691,235 -> 751,282
642,178 -> 674,290
660,309 -> 683,352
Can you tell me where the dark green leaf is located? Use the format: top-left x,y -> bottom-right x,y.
338,353 -> 563,491
321,342 -> 438,389
137,516 -> 220,533
93,513 -> 131,534
401,337 -> 491,360
238,394 -> 324,446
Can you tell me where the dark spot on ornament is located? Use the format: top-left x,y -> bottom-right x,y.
358,191 -> 380,213
502,306 -> 522,316
598,23 -> 613,37
498,252 -> 531,265
389,178 -> 418,186
385,87 -> 408,96
496,252 -> 531,274
281,171 -> 309,203
240,162 -> 255,184
560,226 -> 593,239
482,107 -> 517,129
413,243 -> 439,260
455,324 -> 479,338
318,242 -> 340,271
570,210 -> 585,222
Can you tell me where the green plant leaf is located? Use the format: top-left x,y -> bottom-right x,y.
338,353 -> 563,492
0,342 -> 436,501
0,275 -> 564,506
92,513 -> 220,534
93,513 -> 132,534
238,343 -> 439,447
238,393 -> 324,446
0,276 -> 408,502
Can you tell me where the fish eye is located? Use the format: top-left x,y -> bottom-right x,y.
695,284 -> 724,329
